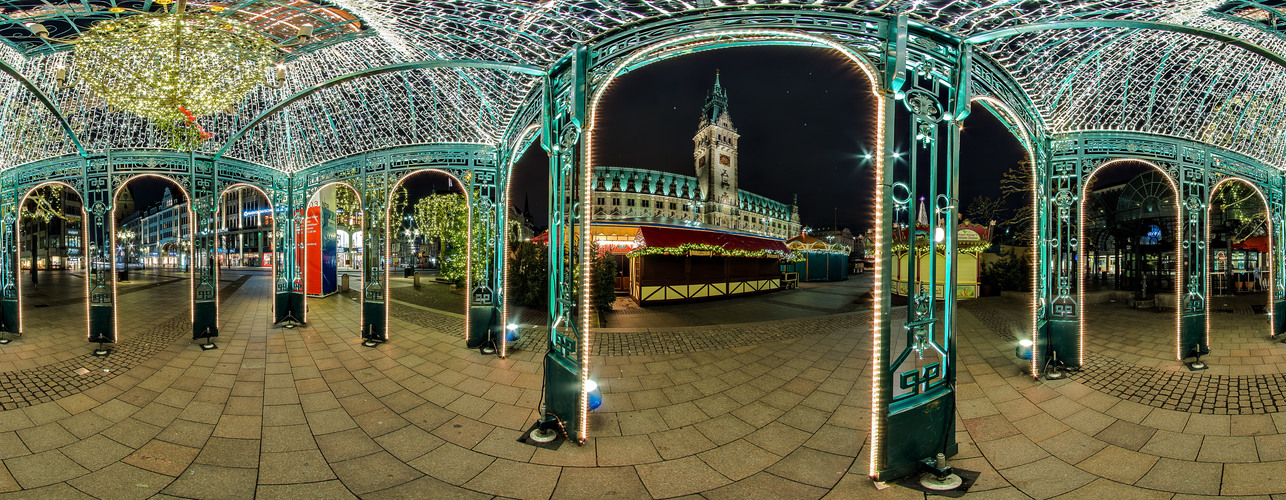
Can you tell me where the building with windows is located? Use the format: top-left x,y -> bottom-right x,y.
591,73 -> 801,247
590,74 -> 802,301
218,187 -> 274,267
118,187 -> 191,269
19,187 -> 83,271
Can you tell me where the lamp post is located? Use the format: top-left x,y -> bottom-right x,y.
116,228 -> 135,281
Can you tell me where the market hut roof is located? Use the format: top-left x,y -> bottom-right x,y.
631,225 -> 787,258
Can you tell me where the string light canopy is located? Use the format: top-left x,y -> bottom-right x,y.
27,0 -> 313,124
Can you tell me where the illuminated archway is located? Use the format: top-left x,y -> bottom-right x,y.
1078,159 -> 1182,361
1206,177 -> 1274,339
111,174 -> 196,338
302,181 -> 362,327
15,181 -> 88,340
384,169 -> 473,343
216,183 -> 277,330
580,28 -> 885,455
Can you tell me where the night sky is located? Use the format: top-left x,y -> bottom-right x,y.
510,45 -> 1028,232
121,176 -> 187,211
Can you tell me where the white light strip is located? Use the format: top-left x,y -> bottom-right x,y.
502,123 -> 542,359
585,26 -> 883,449
1207,177 -> 1273,340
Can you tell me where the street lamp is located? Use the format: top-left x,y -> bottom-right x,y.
116,228 -> 135,281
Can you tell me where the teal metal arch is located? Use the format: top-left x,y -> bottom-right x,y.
1037,130 -> 1286,375
290,143 -> 501,345
530,10 -> 984,481
214,60 -> 546,161
0,149 -> 282,344
965,20 -> 1286,70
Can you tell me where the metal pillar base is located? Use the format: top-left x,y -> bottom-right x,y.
920,473 -> 963,491
528,427 -> 557,443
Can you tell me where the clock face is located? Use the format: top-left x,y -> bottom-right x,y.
719,154 -> 731,166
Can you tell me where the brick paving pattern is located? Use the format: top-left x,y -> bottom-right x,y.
1075,352 -> 1284,414
4,272 -> 1286,497
964,295 -> 1286,415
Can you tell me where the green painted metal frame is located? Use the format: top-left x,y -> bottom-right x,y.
1038,131 -> 1286,371
966,20 -> 1286,70
547,8 -> 994,479
0,150 -> 281,343
871,15 -> 968,482
289,144 -> 501,344
540,43 -> 589,443
1,5 -> 1282,490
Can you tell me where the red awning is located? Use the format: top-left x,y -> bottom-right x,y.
635,226 -> 787,253
531,231 -> 549,244
1234,236 -> 1269,253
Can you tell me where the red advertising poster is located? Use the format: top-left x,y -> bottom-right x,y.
304,206 -> 322,295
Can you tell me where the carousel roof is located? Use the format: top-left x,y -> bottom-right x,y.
1,1 -> 1285,171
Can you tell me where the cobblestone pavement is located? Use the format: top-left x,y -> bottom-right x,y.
388,275 -> 467,315
966,296 -> 1286,417
0,275 -> 251,411
5,275 -> 1286,497
1,270 -> 245,372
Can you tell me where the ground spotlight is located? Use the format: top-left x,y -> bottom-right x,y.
1014,338 -> 1033,360
586,379 -> 603,411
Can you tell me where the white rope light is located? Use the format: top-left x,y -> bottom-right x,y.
0,1 -> 1280,170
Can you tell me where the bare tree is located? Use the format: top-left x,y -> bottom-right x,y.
999,160 -> 1033,245
964,194 -> 1007,225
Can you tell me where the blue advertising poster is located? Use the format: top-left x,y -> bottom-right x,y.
321,206 -> 338,295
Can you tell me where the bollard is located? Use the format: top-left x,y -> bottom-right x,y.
413,271 -> 421,288
340,273 -> 350,292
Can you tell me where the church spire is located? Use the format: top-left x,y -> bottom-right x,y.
701,69 -> 729,125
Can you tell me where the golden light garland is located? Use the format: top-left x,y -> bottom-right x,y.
626,242 -> 793,260
72,10 -> 278,122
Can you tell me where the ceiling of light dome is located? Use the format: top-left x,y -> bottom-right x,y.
5,1 -> 1286,172
0,0 -> 368,58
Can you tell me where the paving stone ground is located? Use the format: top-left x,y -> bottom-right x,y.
1,272 -> 1285,498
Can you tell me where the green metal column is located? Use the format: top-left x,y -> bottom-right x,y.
1273,172 -> 1286,337
271,174 -> 300,323
86,162 -> 115,344
0,174 -> 17,336
191,159 -> 219,339
273,174 -> 304,325
1032,138 -> 1054,372
1045,139 -> 1080,369
871,15 -> 963,481
362,173 -> 388,342
540,43 -> 589,442
1179,163 -> 1209,359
